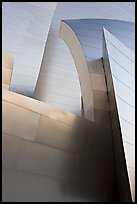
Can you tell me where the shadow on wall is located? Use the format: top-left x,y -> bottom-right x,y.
60,119 -> 117,202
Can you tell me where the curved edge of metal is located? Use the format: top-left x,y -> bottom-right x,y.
59,20 -> 94,122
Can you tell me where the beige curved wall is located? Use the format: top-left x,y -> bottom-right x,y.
2,54 -> 115,202
2,54 -> 14,90
2,88 -> 115,202
59,21 -> 94,121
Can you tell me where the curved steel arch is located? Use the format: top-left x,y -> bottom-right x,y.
59,21 -> 94,122
59,19 -> 135,202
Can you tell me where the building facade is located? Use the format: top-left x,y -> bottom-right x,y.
2,2 -> 135,202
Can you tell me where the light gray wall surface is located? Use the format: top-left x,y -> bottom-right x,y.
103,28 -> 135,201
34,2 -> 135,116
2,2 -> 57,97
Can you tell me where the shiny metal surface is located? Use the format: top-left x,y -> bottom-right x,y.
60,21 -> 94,121
59,19 -> 134,201
34,2 -> 134,116
103,28 -> 135,201
59,19 -> 134,124
2,2 -> 135,202
2,88 -> 115,202
2,2 -> 57,97
2,51 -> 114,201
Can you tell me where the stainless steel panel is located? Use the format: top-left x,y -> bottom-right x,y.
2,68 -> 12,85
2,89 -> 93,135
105,42 -> 135,76
123,142 -> 135,168
113,75 -> 135,108
2,2 -> 135,202
35,115 -> 87,155
103,28 -> 134,201
2,101 -> 40,140
90,73 -> 107,91
93,90 -> 109,111
109,58 -> 135,91
2,133 -> 22,169
128,167 -> 135,201
94,109 -> 111,129
115,95 -> 135,125
86,136 -> 113,166
119,118 -> 135,145
2,2 -> 56,97
18,140 -> 79,181
88,59 -> 104,74
2,168 -> 65,202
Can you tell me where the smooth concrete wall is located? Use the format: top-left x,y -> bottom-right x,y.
2,2 -> 57,97
34,2 -> 134,116
103,29 -> 135,201
2,89 -> 115,202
